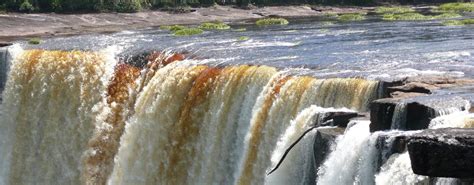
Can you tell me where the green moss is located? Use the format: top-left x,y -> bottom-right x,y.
375,6 -> 414,14
234,28 -> 247,32
382,13 -> 431,21
433,12 -> 462,19
437,3 -> 474,12
238,36 -> 249,41
255,18 -> 289,26
28,38 -> 41,45
160,25 -> 187,32
337,13 -> 365,22
442,18 -> 474,26
199,22 -> 231,30
173,28 -> 204,36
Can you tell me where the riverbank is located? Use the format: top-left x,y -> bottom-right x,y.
0,5 -> 372,43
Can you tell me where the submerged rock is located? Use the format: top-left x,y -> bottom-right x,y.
407,128 -> 474,178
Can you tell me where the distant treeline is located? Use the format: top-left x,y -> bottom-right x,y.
0,0 -> 467,13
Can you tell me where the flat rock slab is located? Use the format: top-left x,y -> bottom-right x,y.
407,128 -> 474,178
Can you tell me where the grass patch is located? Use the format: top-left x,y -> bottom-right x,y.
337,13 -> 365,21
234,28 -> 247,32
382,13 -> 431,21
160,25 -> 187,32
443,18 -> 474,26
433,12 -> 462,19
237,36 -> 249,41
375,6 -> 414,14
199,22 -> 231,30
28,38 -> 41,45
437,3 -> 474,12
255,18 -> 289,26
173,28 -> 204,36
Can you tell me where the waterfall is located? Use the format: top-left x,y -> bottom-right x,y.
316,121 -> 381,185
0,49 -> 117,185
265,106 -> 354,185
0,48 -> 383,185
375,152 -> 428,185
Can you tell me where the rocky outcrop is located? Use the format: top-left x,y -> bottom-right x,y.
318,112 -> 362,127
313,127 -> 345,172
370,95 -> 469,132
0,47 -> 10,95
407,128 -> 474,178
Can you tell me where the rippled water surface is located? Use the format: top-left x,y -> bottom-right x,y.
21,16 -> 474,80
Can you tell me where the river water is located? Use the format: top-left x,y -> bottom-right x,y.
0,16 -> 473,185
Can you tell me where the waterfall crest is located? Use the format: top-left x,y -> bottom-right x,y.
0,49 -> 383,185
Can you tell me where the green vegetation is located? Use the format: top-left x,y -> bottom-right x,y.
382,12 -> 430,21
337,13 -> 365,21
432,12 -> 462,19
255,18 -> 289,26
160,25 -> 187,32
382,12 -> 462,21
437,3 -> 474,12
375,6 -> 414,14
234,28 -> 247,32
28,38 -> 41,45
237,36 -> 249,41
173,28 -> 204,36
199,22 -> 231,30
442,18 -> 474,26
19,1 -> 35,12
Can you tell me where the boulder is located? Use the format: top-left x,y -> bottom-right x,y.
370,95 -> 469,132
407,128 -> 474,178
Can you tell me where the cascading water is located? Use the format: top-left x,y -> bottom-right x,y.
0,49 -> 116,185
0,47 -> 385,185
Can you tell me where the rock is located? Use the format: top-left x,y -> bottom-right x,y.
370,95 -> 469,132
407,128 -> 474,178
388,82 -> 437,94
313,127 -> 345,176
319,111 -> 361,127
0,42 -> 12,48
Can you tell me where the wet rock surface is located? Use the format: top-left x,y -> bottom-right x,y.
319,112 -> 361,127
313,127 -> 344,178
407,128 -> 474,178
370,95 -> 469,132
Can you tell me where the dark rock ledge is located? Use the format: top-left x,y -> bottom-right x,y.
407,128 -> 474,179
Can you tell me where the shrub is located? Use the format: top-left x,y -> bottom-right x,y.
255,18 -> 289,26
28,38 -> 41,45
116,1 -> 141,13
443,18 -> 474,26
337,13 -> 365,21
437,3 -> 474,12
375,6 -> 414,14
199,22 -> 231,30
382,13 -> 430,21
19,1 -> 35,13
173,28 -> 204,36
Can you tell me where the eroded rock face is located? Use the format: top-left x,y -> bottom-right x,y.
370,96 -> 469,132
313,127 -> 345,182
407,128 -> 474,178
319,112 -> 361,127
